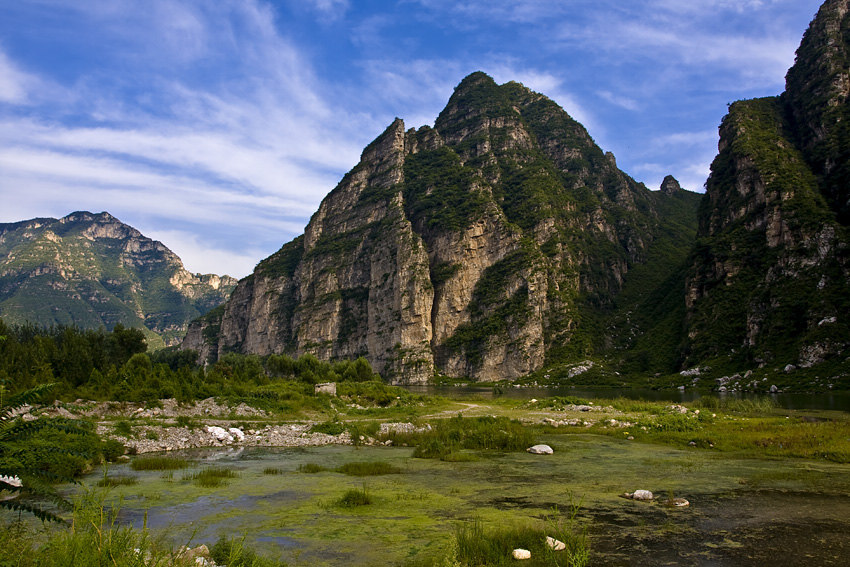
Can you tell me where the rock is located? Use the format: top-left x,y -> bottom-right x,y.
207,426 -> 232,442
620,489 -> 654,501
527,444 -> 553,455
784,364 -> 796,373
664,497 -> 690,507
512,548 -> 531,560
228,427 -> 245,441
769,384 -> 779,393
546,536 -> 566,551
315,382 -> 337,396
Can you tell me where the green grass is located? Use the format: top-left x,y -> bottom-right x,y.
96,476 -> 138,487
129,456 -> 189,471
262,467 -> 284,475
335,461 -> 402,476
183,466 -> 239,488
382,415 -> 534,461
334,486 -> 372,508
298,463 -> 329,473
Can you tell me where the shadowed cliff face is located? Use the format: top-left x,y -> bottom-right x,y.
686,0 -> 850,369
0,211 -> 237,348
184,72 -> 700,383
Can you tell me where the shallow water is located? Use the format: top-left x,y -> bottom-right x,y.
79,435 -> 850,566
405,385 -> 850,412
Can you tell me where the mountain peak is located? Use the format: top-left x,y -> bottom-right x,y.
660,175 -> 682,195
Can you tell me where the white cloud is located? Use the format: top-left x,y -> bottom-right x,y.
0,50 -> 37,103
145,229 -> 263,277
597,90 -> 640,111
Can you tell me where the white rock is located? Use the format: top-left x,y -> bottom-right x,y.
228,427 -> 245,441
526,444 -> 554,455
512,548 -> 531,560
207,426 -> 232,442
0,475 -> 22,488
546,536 -> 566,551
632,489 -> 654,501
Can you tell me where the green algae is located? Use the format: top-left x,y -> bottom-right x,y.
78,435 -> 850,566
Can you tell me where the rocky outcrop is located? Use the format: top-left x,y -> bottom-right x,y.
186,72 -> 700,383
0,212 -> 236,347
685,0 -> 850,368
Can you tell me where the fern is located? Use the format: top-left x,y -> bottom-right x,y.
0,384 -> 80,522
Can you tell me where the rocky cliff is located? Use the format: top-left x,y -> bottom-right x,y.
185,73 -> 700,383
0,211 -> 237,347
685,0 -> 850,369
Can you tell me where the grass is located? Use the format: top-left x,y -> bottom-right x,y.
382,415 -> 534,461
298,463 -> 329,473
334,486 -> 372,508
335,461 -> 402,476
310,420 -> 346,435
183,466 -> 239,488
262,467 -> 284,475
96,476 -> 138,487
408,510 -> 590,567
130,456 -> 189,471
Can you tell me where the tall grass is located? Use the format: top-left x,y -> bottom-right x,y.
692,396 -> 779,413
0,490 -> 285,566
183,466 -> 238,487
334,486 -> 372,508
383,415 -> 533,461
130,456 -> 189,471
336,461 -> 401,476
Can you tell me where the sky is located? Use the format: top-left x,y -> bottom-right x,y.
0,0 -> 824,278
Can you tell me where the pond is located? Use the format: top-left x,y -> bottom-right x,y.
404,385 -> 850,412
83,435 -> 850,566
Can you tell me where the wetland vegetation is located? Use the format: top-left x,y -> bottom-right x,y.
2,323 -> 850,565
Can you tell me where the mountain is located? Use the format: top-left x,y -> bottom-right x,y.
0,211 -> 237,347
684,0 -> 850,371
183,72 -> 701,383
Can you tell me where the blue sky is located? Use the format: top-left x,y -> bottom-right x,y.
0,0 -> 823,277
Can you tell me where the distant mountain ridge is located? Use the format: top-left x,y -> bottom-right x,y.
0,211 -> 237,347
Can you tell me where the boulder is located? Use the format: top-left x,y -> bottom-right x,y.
315,382 -> 337,396
546,536 -> 566,551
632,490 -> 654,501
512,548 -> 531,560
526,444 -> 554,455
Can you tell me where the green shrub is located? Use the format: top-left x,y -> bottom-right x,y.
297,463 -> 328,473
100,439 -> 126,461
310,420 -> 346,435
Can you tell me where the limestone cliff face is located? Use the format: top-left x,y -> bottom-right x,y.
686,0 -> 850,368
185,73 -> 697,382
0,211 -> 237,347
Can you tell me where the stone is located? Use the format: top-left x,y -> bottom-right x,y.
630,490 -> 654,501
207,426 -> 232,442
526,444 -> 554,455
228,427 -> 245,441
664,497 -> 690,507
512,549 -> 531,560
315,382 -> 337,396
769,384 -> 779,393
546,536 -> 566,551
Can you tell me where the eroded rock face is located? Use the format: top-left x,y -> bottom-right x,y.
185,72 -> 698,383
686,0 -> 850,367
